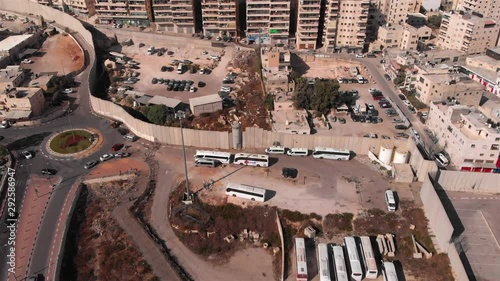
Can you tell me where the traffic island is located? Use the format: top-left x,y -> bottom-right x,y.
46,129 -> 99,158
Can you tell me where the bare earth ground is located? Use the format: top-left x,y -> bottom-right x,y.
22,34 -> 84,75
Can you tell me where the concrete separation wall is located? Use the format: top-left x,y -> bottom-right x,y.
436,170 -> 500,194
407,138 -> 437,182
276,211 -> 285,281
420,174 -> 470,281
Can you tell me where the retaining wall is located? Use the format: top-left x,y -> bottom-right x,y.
436,170 -> 500,194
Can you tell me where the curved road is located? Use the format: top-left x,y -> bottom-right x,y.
0,31 -> 124,280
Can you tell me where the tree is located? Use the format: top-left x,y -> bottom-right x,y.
293,78 -> 340,114
427,15 -> 442,29
146,104 -> 168,125
264,94 -> 274,111
393,71 -> 406,86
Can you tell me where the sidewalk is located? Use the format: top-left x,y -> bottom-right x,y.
8,176 -> 54,281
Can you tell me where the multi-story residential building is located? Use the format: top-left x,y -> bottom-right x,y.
261,45 -> 294,92
322,0 -> 339,52
65,0 -> 96,17
246,0 -> 290,43
201,0 -> 237,37
169,0 -> 195,33
151,0 -> 173,30
370,0 -> 420,26
333,0 -> 370,53
437,11 -> 500,55
456,0 -> 500,19
427,99 -> 500,171
31,0 -> 64,10
0,66 -> 27,89
413,67 -> 484,106
459,47 -> 500,96
372,23 -> 431,51
0,87 -> 45,119
95,0 -> 150,26
296,0 -> 322,49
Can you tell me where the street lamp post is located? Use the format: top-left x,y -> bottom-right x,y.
175,110 -> 192,203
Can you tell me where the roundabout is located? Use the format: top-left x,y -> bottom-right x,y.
46,129 -> 100,157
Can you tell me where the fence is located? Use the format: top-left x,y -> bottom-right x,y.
407,137 -> 438,182
420,174 -> 470,281
435,169 -> 500,194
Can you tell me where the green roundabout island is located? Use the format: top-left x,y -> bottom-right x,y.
48,129 -> 96,155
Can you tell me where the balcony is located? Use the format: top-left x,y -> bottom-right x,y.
247,4 -> 270,9
247,16 -> 269,22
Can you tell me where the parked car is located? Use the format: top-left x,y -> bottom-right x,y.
403,100 -> 411,107
123,135 -> 138,141
84,161 -> 99,169
115,152 -> 131,158
0,121 -> 11,129
381,135 -> 391,139
112,143 -> 124,151
22,151 -> 33,159
384,74 -> 391,81
117,127 -> 128,135
41,169 -> 57,175
199,68 -> 206,74
151,78 -> 158,84
398,94 -> 407,100
366,104 -> 375,110
198,81 -> 206,87
124,78 -> 137,84
22,59 -> 33,64
282,167 -> 298,179
367,53 -> 376,58
392,118 -> 404,123
161,66 -> 168,72
395,125 -> 408,130
100,154 -> 114,162
63,88 -> 73,94
190,86 -> 196,92
395,133 -> 410,139
167,50 -> 174,55
355,53 -> 365,58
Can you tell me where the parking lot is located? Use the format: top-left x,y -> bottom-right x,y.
115,41 -> 234,103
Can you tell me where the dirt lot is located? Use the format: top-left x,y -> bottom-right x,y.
60,181 -> 158,281
22,33 -> 84,75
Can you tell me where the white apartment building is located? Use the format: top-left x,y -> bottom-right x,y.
460,48 -> 500,96
296,0 -> 322,49
322,0 -> 339,52
65,0 -> 96,17
334,0 -> 370,53
438,11 -> 500,55
95,0 -> 150,26
31,0 -> 63,10
370,0 -> 420,25
413,68 -> 484,106
373,23 -> 431,51
456,0 -> 500,20
201,0 -> 237,37
151,0 -> 173,30
427,100 -> 500,171
246,0 -> 290,43
169,0 -> 196,33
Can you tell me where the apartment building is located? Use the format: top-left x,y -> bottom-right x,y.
65,0 -> 96,17
460,47 -> 500,95
0,87 -> 45,119
95,0 -> 151,26
413,67 -> 484,106
322,0 -> 339,52
151,0 -> 173,30
438,11 -> 500,55
427,100 -> 500,171
201,0 -> 237,37
31,0 -> 64,10
370,0 -> 420,26
246,0 -> 290,43
260,45 -> 294,92
0,66 -> 27,89
456,0 -> 500,20
334,0 -> 370,53
296,0 -> 322,49
373,23 -> 431,51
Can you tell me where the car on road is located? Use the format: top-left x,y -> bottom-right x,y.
190,86 -> 196,92
22,150 -> 33,159
112,143 -> 124,151
403,100 -> 411,107
367,53 -> 376,58
355,53 -> 365,58
369,88 -> 379,94
41,169 -> 57,175
63,88 -> 73,94
381,135 -> 390,139
115,152 -> 131,158
0,121 -> 10,129
22,59 -> 33,64
117,127 -> 128,135
384,74 -> 391,81
395,124 -> 408,130
84,161 -> 99,169
100,154 -> 114,162
124,135 -> 138,141
398,94 -> 407,100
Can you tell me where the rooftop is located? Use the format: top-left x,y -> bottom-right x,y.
189,94 -> 222,107
148,95 -> 181,108
0,34 -> 33,52
0,87 -> 40,99
28,74 -> 55,87
0,66 -> 24,84
271,101 -> 311,134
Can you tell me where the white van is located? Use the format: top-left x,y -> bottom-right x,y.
195,158 -> 219,167
123,135 -> 138,142
265,146 -> 286,154
385,190 -> 396,212
435,153 -> 449,167
286,148 -> 308,157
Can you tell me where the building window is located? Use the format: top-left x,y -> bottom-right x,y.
471,144 -> 476,148
491,144 -> 499,150
464,159 -> 473,162
480,153 -> 484,156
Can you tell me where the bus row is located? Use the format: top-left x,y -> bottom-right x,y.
296,236 -> 400,281
194,147 -> 352,167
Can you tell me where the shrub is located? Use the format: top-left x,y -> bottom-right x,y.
281,209 -> 310,222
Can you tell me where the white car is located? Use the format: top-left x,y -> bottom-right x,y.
99,154 -> 114,162
0,121 -> 10,129
63,88 -> 73,94
114,152 -> 130,158
22,151 -> 33,159
189,86 -> 196,92
22,59 -> 33,64
403,100 -> 411,107
355,54 -> 365,58
369,88 -> 378,93
201,51 -> 208,55
367,104 -> 375,110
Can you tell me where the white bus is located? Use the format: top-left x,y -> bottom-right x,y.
385,190 -> 396,212
312,147 -> 351,160
225,183 -> 266,202
317,243 -> 332,281
295,238 -> 308,281
233,153 -> 269,167
177,62 -> 184,74
344,237 -> 363,281
194,150 -> 232,164
360,236 -> 378,279
382,262 -> 399,281
332,245 -> 349,281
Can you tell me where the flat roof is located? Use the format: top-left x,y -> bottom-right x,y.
135,95 -> 152,105
5,110 -> 31,119
124,90 -> 148,97
148,95 -> 181,108
0,34 -> 33,52
189,94 -> 222,107
0,67 -> 24,83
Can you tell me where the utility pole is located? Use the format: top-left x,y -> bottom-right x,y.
175,110 -> 192,203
